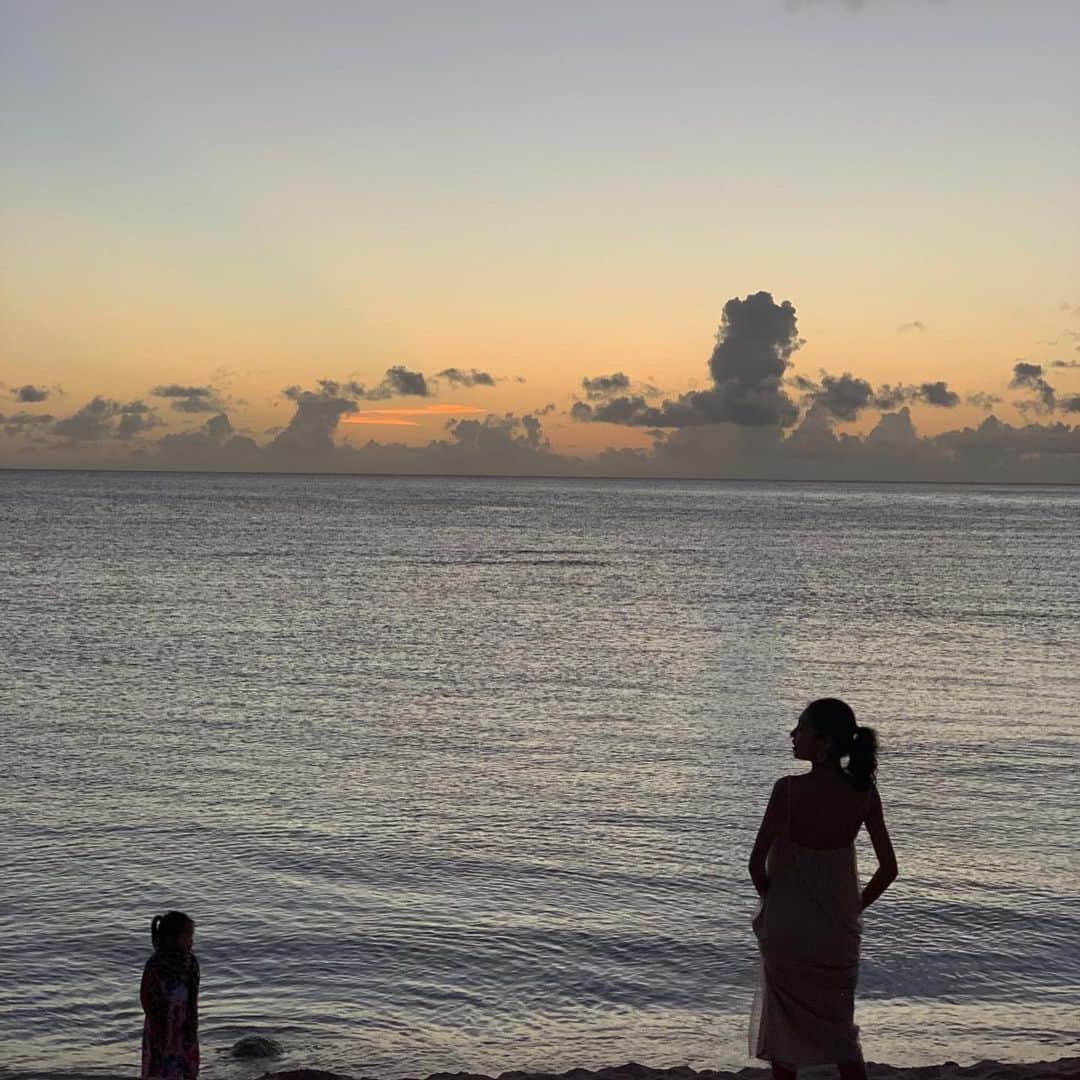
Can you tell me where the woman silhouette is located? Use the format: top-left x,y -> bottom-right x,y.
748,698 -> 898,1080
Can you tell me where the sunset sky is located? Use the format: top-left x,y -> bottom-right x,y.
2,1 -> 1079,478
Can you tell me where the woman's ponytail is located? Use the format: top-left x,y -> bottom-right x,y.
804,698 -> 879,791
846,724 -> 878,791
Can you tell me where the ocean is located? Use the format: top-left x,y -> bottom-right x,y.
1,471 -> 1077,1079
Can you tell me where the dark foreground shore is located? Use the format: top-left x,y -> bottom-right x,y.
4,1060 -> 1077,1080
257,1059 -> 1080,1080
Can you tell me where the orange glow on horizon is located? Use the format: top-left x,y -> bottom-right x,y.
344,417 -> 419,426
343,404 -> 487,421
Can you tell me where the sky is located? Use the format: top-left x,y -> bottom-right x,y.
2,0 -> 1079,480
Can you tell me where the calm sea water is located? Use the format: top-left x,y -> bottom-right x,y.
1,471 -> 1077,1079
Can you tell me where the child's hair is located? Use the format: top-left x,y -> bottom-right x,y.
804,697 -> 879,791
151,911 -> 195,951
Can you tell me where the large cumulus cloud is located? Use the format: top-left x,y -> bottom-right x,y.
574,292 -> 968,431
574,291 -> 801,428
271,383 -> 360,459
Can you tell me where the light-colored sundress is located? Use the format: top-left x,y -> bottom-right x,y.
750,776 -> 865,1066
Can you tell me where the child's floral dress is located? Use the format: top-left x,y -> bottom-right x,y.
141,949 -> 200,1079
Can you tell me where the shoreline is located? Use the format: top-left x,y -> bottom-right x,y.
5,1059 -> 1077,1080
262,1061 -> 1080,1080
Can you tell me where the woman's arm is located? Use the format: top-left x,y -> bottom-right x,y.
749,778 -> 785,898
861,785 -> 898,909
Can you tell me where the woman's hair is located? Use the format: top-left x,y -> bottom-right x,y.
150,911 -> 195,951
804,697 -> 878,791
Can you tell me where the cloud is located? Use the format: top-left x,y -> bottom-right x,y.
1,411 -> 56,437
646,407 -> 1080,483
436,368 -> 497,387
271,382 -> 358,459
381,365 -> 430,397
7,391 -> 1080,484
284,378 -> 366,402
581,372 -> 632,399
578,372 -> 662,405
6,294 -> 1078,481
576,291 -> 801,428
1010,361 -> 1056,413
794,373 -> 960,419
12,384 -> 51,402
313,409 -> 571,475
156,412 -> 261,469
51,396 -> 160,442
898,320 -> 927,333
578,297 -> 963,430
916,380 -> 960,408
572,394 -> 674,426
870,383 -> 909,410
1051,359 -> 1080,369
152,384 -> 227,413
936,414 -> 1080,472
800,372 -> 875,421
315,367 -> 433,401
966,391 -> 1002,410
702,291 -> 802,424
116,407 -> 162,440
51,398 -> 115,442
445,412 -> 547,455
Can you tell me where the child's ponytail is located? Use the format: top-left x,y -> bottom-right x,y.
150,911 -> 193,952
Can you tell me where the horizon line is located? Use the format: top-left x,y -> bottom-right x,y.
1,464 -> 1078,490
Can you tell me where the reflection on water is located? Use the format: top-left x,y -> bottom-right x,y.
1,473 -> 1078,1076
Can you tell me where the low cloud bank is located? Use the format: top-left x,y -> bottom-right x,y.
4,395 -> 1079,482
5,294 -> 1080,482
